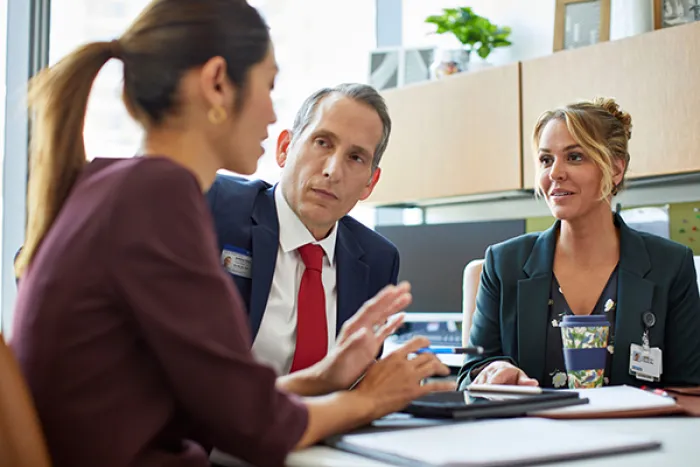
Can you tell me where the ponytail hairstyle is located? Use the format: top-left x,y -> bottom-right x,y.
15,0 -> 270,278
17,43 -> 114,278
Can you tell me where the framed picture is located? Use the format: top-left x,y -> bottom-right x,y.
653,0 -> 700,29
554,0 -> 612,51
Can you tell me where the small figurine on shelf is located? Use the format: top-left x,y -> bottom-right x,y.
425,7 -> 511,79
429,49 -> 464,80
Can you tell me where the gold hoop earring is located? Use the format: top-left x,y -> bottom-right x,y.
208,106 -> 227,125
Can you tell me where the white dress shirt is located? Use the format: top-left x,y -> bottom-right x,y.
251,185 -> 338,375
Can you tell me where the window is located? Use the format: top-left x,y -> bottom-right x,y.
2,0 -> 32,335
49,0 -> 151,160
86,0 -> 126,17
0,0 -> 8,326
50,0 -> 377,170
49,0 -> 378,224
250,0 -> 376,183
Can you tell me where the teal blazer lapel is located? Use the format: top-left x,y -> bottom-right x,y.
611,216 -> 654,384
517,223 -> 557,383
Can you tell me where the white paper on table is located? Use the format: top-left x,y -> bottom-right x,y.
532,385 -> 676,416
336,417 -> 660,466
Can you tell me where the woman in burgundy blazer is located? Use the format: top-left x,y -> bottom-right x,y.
10,2 -> 452,466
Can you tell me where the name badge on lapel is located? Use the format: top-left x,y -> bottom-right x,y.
221,245 -> 252,279
629,311 -> 663,382
629,344 -> 662,382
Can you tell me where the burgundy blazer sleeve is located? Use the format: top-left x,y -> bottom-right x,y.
110,159 -> 307,467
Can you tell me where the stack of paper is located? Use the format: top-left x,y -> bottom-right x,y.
532,385 -> 683,418
330,417 -> 660,466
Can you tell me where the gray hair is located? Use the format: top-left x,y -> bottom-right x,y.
290,83 -> 392,169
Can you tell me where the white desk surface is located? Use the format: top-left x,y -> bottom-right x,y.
285,417 -> 700,466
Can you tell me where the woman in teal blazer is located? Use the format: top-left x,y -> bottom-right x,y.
459,98 -> 700,389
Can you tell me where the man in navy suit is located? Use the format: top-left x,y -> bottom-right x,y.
206,83 -> 400,376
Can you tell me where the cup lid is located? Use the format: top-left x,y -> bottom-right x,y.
560,314 -> 610,327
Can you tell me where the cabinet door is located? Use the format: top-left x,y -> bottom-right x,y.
522,22 -> 700,189
367,63 -> 522,206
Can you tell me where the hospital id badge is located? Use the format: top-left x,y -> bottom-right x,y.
221,245 -> 253,278
629,344 -> 662,381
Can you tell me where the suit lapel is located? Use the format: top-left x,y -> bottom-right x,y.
611,216 -> 653,384
517,223 -> 557,383
249,186 -> 279,337
335,221 -> 369,336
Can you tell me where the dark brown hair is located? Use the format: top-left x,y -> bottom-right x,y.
16,0 -> 270,277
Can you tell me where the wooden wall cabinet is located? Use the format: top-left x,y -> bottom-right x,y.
521,22 -> 700,189
368,22 -> 700,205
367,63 -> 522,206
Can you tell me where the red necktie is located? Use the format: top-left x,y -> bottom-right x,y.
289,243 -> 328,372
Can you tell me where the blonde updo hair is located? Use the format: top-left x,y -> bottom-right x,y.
533,97 -> 632,199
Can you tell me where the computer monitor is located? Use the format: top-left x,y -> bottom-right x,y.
376,219 -> 525,314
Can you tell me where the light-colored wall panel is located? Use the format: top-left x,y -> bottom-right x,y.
368,63 -> 522,205
522,22 -> 700,189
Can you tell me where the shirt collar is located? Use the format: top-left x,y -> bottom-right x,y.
274,184 -> 337,263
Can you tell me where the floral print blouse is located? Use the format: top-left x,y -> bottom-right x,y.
544,267 -> 619,389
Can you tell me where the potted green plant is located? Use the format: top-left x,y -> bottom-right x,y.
425,7 -> 512,76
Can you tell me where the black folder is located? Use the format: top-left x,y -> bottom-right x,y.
400,389 -> 587,419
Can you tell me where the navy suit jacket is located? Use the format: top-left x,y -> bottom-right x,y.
458,214 -> 700,388
205,174 -> 400,339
